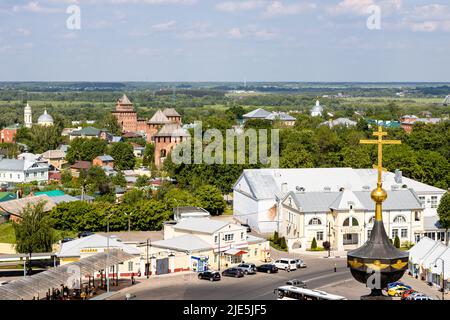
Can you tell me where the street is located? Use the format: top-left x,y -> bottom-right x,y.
109,256 -> 354,300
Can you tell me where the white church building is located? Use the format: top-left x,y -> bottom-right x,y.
233,168 -> 447,251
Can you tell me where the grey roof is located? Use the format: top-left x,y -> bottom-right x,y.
291,192 -> 341,212
265,112 -> 296,121
148,110 -> 171,124
163,108 -> 181,117
243,108 -> 271,119
0,195 -> 56,216
353,190 -> 423,211
288,189 -> 422,213
51,195 -> 80,205
321,118 -> 357,128
173,218 -> 229,234
154,124 -> 190,137
76,194 -> 95,201
111,136 -> 123,143
235,168 -> 445,201
151,235 -> 212,252
97,155 -> 114,162
0,159 -> 48,172
409,237 -> 439,264
37,109 -> 53,123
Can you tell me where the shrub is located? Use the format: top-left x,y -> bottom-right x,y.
311,237 -> 317,250
394,235 -> 400,248
323,241 -> 331,251
279,237 -> 287,250
273,231 -> 279,242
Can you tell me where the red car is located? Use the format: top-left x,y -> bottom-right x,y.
401,289 -> 418,300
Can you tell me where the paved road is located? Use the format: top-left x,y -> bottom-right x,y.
109,257 -> 352,300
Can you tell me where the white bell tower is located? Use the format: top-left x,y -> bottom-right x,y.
24,103 -> 33,128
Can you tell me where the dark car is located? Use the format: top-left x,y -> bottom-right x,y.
78,231 -> 94,238
241,224 -> 252,233
256,264 -> 278,274
198,271 -> 221,282
222,268 -> 245,278
61,237 -> 74,243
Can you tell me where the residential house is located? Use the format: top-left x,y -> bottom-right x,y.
70,161 -> 92,178
93,155 -> 114,168
41,149 -> 67,170
0,158 -> 49,185
321,118 -> 357,128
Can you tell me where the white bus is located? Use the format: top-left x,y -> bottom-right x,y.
274,286 -> 347,300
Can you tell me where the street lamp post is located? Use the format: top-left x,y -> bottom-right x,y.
434,257 -> 446,301
106,213 -> 113,294
146,238 -> 151,279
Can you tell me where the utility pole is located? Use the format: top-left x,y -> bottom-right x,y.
218,233 -> 221,271
328,222 -> 331,258
146,238 -> 150,279
106,213 -> 113,294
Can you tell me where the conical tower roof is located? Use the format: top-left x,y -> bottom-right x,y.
118,94 -> 132,105
149,109 -> 171,124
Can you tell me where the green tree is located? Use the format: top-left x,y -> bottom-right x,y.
311,237 -> 317,250
135,175 -> 151,188
163,188 -> 201,213
109,142 -> 135,170
66,138 -> 107,163
280,144 -> 314,168
195,185 -> 226,215
100,113 -> 122,136
61,170 -> 73,187
130,200 -> 171,231
16,125 -> 62,154
14,201 -> 55,273
122,189 -> 145,205
86,166 -> 111,195
112,170 -> 127,188
394,235 -> 400,248
142,144 -> 155,168
437,192 -> 450,246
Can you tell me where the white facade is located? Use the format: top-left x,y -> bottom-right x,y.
24,103 -> 32,128
0,159 -> 49,185
233,168 -> 445,235
311,100 -> 323,117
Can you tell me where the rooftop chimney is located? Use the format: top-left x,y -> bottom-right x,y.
394,169 -> 402,184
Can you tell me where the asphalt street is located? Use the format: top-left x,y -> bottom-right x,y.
109,256 -> 353,300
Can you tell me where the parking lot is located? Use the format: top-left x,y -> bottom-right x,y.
109,256 -> 353,300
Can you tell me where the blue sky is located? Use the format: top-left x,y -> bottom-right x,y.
0,0 -> 449,82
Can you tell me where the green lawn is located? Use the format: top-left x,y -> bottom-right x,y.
0,222 -> 16,244
0,222 -> 77,245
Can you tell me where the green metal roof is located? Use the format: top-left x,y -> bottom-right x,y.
0,192 -> 17,202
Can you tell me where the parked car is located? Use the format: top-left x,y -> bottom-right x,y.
78,231 -> 94,238
0,281 -> 10,286
401,289 -> 418,300
241,224 -> 252,232
256,264 -> 278,274
294,259 -> 307,268
274,259 -> 297,272
61,237 -> 74,243
222,268 -> 245,278
198,271 -> 221,282
387,285 -> 412,297
237,263 -> 256,275
286,279 -> 307,288
405,293 -> 433,301
386,282 -> 408,290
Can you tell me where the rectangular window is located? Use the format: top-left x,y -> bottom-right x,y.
419,196 -> 425,207
317,231 -> 324,241
392,229 -> 399,238
214,235 -> 218,243
224,234 -> 234,242
415,212 -> 420,222
401,229 -> 408,238
128,261 -> 133,272
367,230 -> 372,239
431,196 -> 438,209
241,232 -> 244,240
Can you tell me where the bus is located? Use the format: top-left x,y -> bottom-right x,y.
274,286 -> 348,300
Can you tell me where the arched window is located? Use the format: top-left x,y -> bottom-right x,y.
343,217 -> 359,227
368,216 -> 375,224
308,218 -> 322,225
393,215 -> 407,223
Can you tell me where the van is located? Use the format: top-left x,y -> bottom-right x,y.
274,259 -> 297,272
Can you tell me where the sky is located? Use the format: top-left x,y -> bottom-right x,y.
0,0 -> 449,82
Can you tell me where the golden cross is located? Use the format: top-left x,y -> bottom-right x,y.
360,126 -> 401,187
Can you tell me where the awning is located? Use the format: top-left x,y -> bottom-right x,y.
224,249 -> 248,256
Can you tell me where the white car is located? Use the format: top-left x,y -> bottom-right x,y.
274,259 -> 297,272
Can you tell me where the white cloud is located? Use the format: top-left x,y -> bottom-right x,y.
216,0 -> 266,13
404,4 -> 450,33
12,1 -> 62,14
263,1 -> 316,17
17,28 -> 32,36
227,27 -> 243,39
328,0 -> 402,16
151,20 -> 177,31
